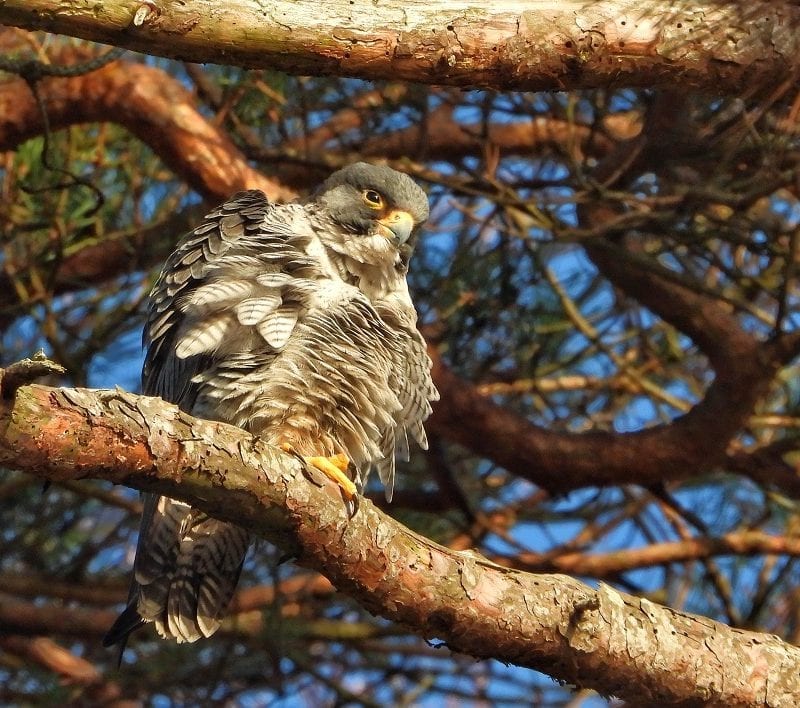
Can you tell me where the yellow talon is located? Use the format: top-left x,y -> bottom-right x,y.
306,455 -> 357,499
280,444 -> 357,499
327,453 -> 349,473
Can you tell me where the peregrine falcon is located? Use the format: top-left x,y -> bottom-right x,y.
104,163 -> 438,647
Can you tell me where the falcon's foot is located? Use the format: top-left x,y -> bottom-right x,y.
279,444 -> 357,500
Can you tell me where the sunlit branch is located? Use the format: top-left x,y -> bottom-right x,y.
1,377 -> 799,704
1,1 -> 798,94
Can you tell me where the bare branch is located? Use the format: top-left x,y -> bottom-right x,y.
0,57 -> 627,193
426,347 -> 787,495
0,594 -> 118,638
0,574 -> 125,607
0,53 -> 294,202
0,636 -> 99,683
1,1 -> 799,94
0,636 -> 137,706
517,531 -> 800,577
0,354 -> 65,399
0,380 -> 798,705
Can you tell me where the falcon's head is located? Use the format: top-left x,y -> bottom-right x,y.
311,162 -> 429,268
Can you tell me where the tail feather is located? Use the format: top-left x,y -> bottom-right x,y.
106,494 -> 250,647
103,604 -> 145,648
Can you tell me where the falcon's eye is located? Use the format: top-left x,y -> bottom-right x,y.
362,189 -> 384,209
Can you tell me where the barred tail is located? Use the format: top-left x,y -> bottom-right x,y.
105,494 -> 250,647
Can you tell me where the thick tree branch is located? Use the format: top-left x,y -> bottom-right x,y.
1,1 -> 799,94
321,103 -> 621,163
530,90 -> 798,494
0,574 -> 124,607
0,54 -> 293,202
414,119 -> 595,163
0,58 -> 624,189
0,582 -> 333,642
0,380 -> 798,705
0,570 -> 333,613
0,593 -> 119,638
0,636 -> 136,706
1,636 -> 98,683
584,239 -> 778,473
427,346 -> 793,495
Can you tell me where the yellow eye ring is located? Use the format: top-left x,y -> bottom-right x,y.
363,189 -> 384,209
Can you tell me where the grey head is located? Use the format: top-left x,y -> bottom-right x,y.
311,162 -> 429,264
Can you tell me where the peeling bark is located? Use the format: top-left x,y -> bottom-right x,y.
1,381 -> 799,706
1,1 -> 799,94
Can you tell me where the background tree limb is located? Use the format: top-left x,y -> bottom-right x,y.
0,51 -> 292,202
2,50 -> 796,499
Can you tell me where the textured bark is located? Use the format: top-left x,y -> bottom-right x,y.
1,381 -> 799,706
2,1 -> 799,94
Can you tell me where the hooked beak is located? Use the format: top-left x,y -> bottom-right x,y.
376,210 -> 415,246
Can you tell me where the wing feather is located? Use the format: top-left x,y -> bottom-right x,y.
189,279 -> 253,309
236,295 -> 282,325
121,190 -> 319,645
370,303 -> 438,498
175,313 -> 233,359
258,306 -> 299,349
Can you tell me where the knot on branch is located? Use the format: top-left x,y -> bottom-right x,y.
0,353 -> 65,400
